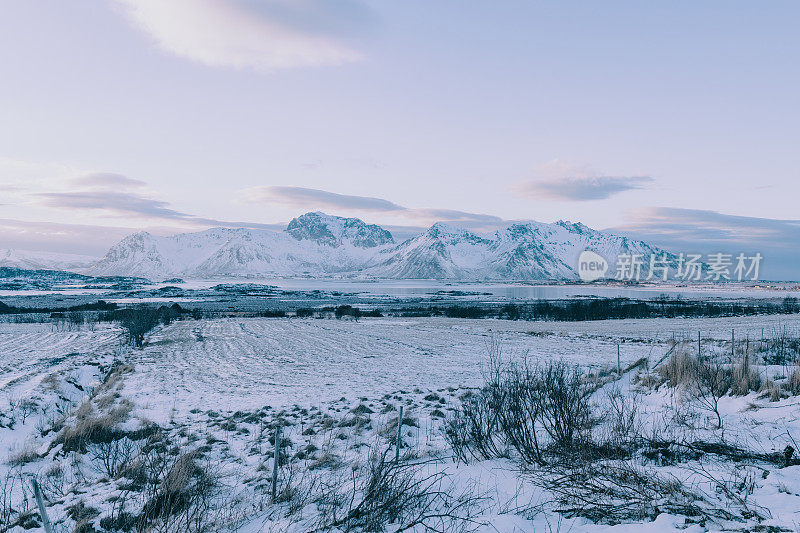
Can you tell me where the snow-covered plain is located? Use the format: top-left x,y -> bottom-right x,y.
119,315 -> 796,417
2,314 -> 800,532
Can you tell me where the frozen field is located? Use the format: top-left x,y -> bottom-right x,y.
3,313 -> 800,532
107,314 -> 800,417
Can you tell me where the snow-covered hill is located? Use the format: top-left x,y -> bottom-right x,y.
0,248 -> 96,271
88,212 -> 673,280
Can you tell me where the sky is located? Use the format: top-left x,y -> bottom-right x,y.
0,1 -> 798,279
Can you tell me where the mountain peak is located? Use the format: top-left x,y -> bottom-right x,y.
285,212 -> 394,248
555,220 -> 594,235
424,223 -> 490,246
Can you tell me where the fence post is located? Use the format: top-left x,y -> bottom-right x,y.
617,344 -> 621,375
395,405 -> 404,463
271,426 -> 281,503
698,330 -> 701,360
31,478 -> 54,533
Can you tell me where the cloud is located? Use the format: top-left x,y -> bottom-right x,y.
243,185 -> 502,225
33,187 -> 283,231
113,0 -> 366,71
72,172 -> 147,189
518,175 -> 654,201
249,186 -> 405,212
36,190 -> 201,221
514,159 -> 654,201
616,207 -> 800,246
409,208 -> 502,223
612,207 -> 800,280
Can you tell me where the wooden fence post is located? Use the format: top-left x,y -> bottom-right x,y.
395,405 -> 404,463
698,330 -> 701,360
31,478 -> 53,533
271,426 -> 281,503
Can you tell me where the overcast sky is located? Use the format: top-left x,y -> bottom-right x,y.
0,1 -> 798,278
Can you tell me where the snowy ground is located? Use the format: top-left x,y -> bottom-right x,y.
2,314 -> 800,531
115,314 -> 797,417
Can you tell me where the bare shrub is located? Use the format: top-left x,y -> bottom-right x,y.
497,359 -> 544,465
532,461 -> 738,525
657,351 -> 734,431
761,379 -> 783,402
443,389 -> 504,463
137,448 -> 222,533
314,449 -> 481,532
445,358 -> 594,464
600,385 -> 641,454
0,473 -> 18,528
691,361 -> 730,430
536,361 -> 593,451
39,463 -> 68,500
89,436 -> 139,478
119,307 -> 162,348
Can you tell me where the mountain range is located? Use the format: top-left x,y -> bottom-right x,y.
3,212 -> 671,281
0,248 -> 96,271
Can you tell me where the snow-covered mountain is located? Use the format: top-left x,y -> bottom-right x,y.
365,220 -> 669,280
88,212 -> 674,281
285,211 -> 393,248
0,249 -> 96,271
89,213 -> 396,280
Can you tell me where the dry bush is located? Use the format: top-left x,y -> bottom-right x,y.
6,443 -> 38,466
137,448 -> 222,533
56,400 -> 134,453
39,463 -> 68,500
784,366 -> 800,396
691,360 -> 730,430
657,351 -> 738,430
531,461 -> 738,525
536,361 -> 593,450
657,351 -> 700,389
0,473 -> 18,528
730,355 -> 761,396
600,386 -> 642,455
443,388 -> 504,463
89,436 -> 139,478
497,360 -> 544,465
761,379 -> 783,402
314,449 -> 481,532
445,358 -> 594,465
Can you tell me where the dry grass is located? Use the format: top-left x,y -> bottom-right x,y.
56,399 -> 134,453
7,444 -> 38,466
760,379 -> 783,402
784,366 -> 800,396
657,351 -> 700,389
730,356 -> 762,396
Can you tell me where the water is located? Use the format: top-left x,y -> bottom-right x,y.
2,278 -> 797,302
178,278 -> 799,301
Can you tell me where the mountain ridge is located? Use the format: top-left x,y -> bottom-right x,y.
75,212 -> 673,281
